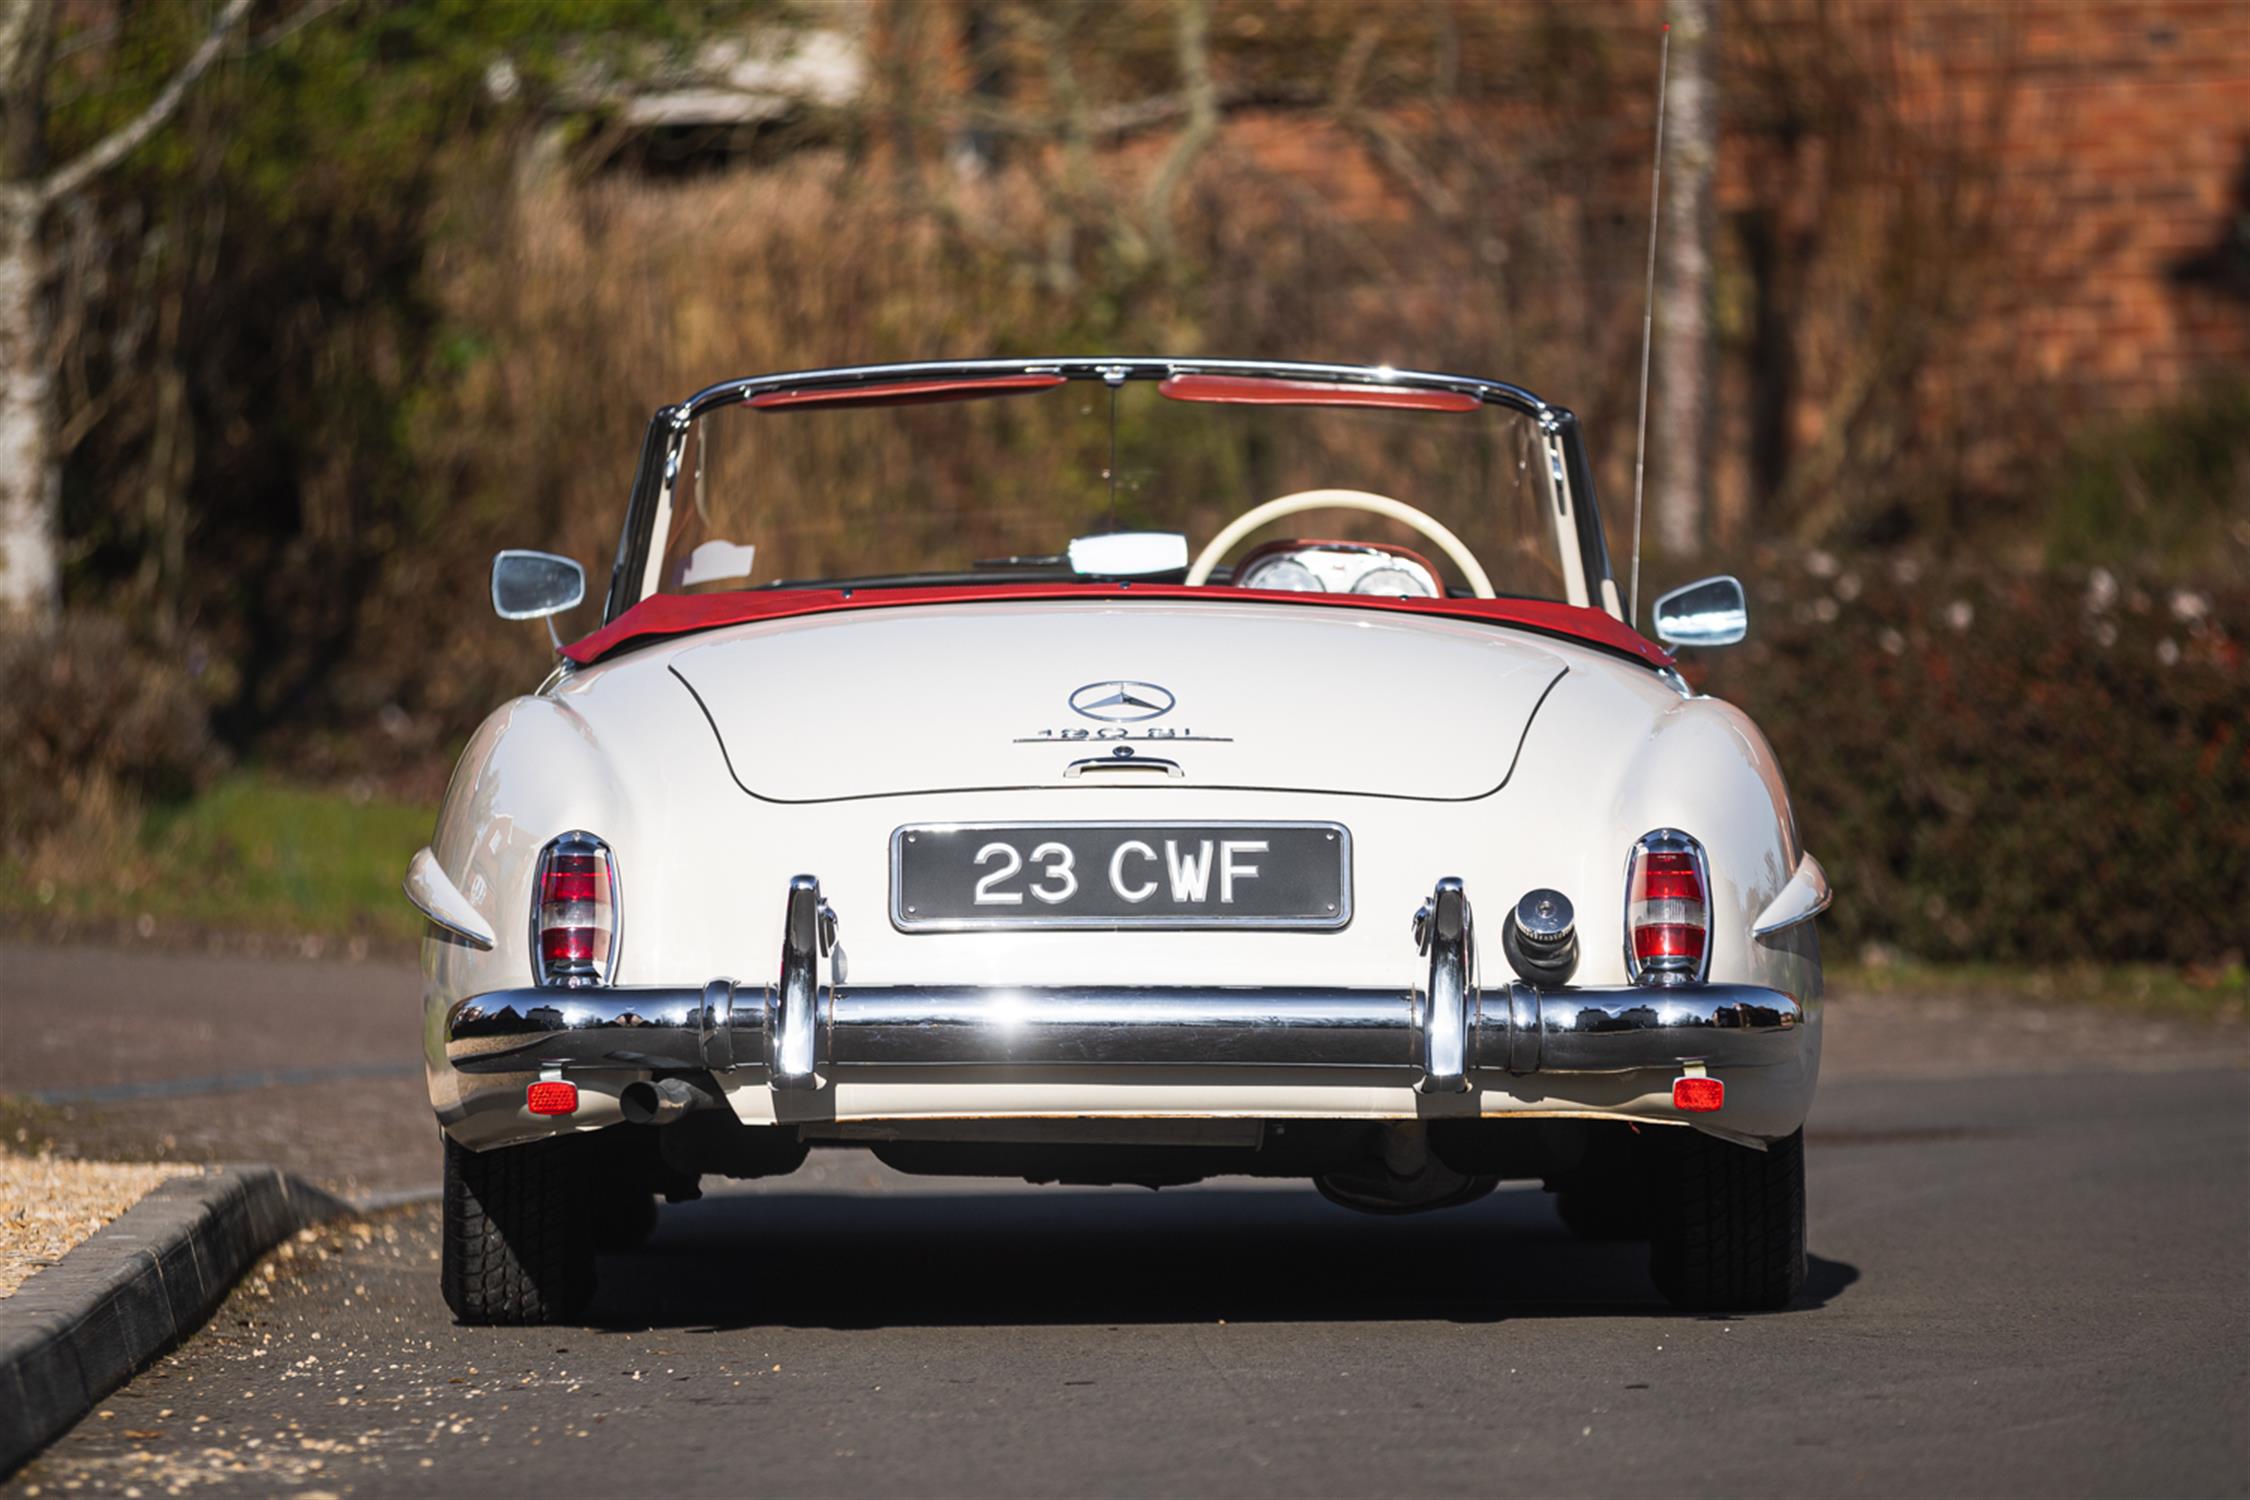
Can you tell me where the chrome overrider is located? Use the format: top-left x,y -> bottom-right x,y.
444,877 -> 1805,1094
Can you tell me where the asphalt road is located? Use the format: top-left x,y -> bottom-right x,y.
5,943 -> 2248,1496
1,943 -> 428,1198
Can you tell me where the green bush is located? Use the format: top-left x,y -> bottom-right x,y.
2044,381 -> 2250,575
1694,560 -> 2248,967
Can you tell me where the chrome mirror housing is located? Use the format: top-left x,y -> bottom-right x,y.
492,550 -> 587,622
1067,531 -> 1189,578
1652,575 -> 1748,648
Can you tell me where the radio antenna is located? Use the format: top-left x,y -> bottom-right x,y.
1628,23 -> 1671,629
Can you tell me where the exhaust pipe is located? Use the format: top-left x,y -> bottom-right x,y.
619,1076 -> 705,1127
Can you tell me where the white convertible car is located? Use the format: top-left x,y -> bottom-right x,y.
408,358 -> 1829,1324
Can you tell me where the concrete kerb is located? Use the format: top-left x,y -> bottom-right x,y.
0,1165 -> 351,1477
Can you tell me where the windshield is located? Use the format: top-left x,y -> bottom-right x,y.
616,364 -> 1612,614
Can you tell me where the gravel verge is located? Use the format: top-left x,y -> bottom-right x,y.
0,1153 -> 196,1300
0,1166 -> 345,1479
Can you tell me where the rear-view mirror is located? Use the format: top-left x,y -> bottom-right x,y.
1068,532 -> 1189,578
1652,575 -> 1748,648
491,550 -> 586,621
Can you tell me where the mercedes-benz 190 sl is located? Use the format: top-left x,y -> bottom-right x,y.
407,358 -> 1830,1324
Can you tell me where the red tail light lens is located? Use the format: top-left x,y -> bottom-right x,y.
1626,829 -> 1709,985
534,831 -> 618,988
1672,1076 -> 1724,1112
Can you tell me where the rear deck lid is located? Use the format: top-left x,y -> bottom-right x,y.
667,598 -> 1567,802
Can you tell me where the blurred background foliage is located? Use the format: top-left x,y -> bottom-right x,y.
2,0 -> 2245,973
1694,563 -> 2245,969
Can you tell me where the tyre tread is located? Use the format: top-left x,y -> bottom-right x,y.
441,1134 -> 596,1325
1649,1127 -> 1806,1311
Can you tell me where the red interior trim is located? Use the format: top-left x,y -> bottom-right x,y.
1158,374 -> 1482,412
566,584 -> 1671,669
747,374 -> 1066,411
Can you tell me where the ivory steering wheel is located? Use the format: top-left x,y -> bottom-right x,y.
1183,488 -> 1496,598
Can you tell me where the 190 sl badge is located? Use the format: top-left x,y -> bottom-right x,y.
1019,679 -> 1230,743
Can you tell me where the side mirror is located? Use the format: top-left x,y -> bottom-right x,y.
491,550 -> 586,622
1067,531 -> 1189,578
1652,574 -> 1748,648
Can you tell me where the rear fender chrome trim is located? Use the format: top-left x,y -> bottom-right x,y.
1752,851 -> 1833,939
404,847 -> 495,951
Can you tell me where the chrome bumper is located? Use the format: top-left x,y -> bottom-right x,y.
445,876 -> 1803,1093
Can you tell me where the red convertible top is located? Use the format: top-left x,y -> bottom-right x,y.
563,584 -> 1675,669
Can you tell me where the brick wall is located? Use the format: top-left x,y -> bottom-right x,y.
1896,0 -> 2250,405
1194,0 -> 2249,517
883,0 -> 2245,524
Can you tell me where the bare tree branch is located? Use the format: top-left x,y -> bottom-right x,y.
40,0 -> 255,206
946,82 -> 1319,145
1019,5 -> 1098,287
250,0 -> 353,54
1329,22 -> 1462,222
1141,0 -> 1217,255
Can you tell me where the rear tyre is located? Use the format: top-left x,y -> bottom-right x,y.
442,1134 -> 597,1325
1648,1127 -> 1806,1312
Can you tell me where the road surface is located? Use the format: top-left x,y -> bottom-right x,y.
3,942 -> 2245,1496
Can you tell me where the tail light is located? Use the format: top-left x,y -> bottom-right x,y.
533,831 -> 619,988
1625,829 -> 1709,985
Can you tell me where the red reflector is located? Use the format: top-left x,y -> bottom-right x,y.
526,1080 -> 578,1116
1672,1076 -> 1725,1112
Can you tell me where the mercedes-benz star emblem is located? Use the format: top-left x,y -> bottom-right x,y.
1068,680 -> 1176,722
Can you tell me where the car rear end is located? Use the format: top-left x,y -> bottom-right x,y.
414,596 -> 1822,1323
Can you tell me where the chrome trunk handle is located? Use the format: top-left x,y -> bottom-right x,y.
1063,754 -> 1183,779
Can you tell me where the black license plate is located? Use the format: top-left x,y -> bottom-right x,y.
891,822 -> 1352,931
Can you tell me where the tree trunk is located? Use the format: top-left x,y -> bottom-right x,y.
0,0 -> 54,619
0,185 -> 54,619
0,0 -> 250,621
1654,0 -> 1717,562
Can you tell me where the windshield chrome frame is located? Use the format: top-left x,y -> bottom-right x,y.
601,358 -> 1622,625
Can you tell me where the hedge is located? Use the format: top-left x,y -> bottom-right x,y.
1692,559 -> 2246,967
